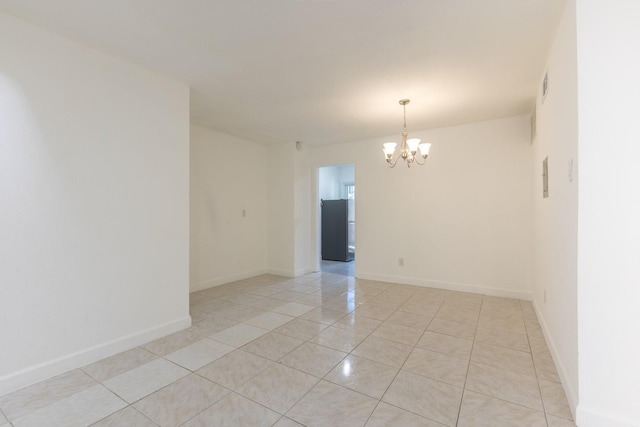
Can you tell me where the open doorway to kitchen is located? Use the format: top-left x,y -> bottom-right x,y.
318,164 -> 355,277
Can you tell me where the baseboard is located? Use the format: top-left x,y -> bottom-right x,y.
532,298 -> 578,419
265,268 -> 295,278
357,272 -> 532,301
576,406 -> 639,427
0,316 -> 191,397
293,267 -> 315,277
190,269 -> 268,292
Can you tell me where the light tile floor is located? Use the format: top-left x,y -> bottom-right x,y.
0,272 -> 575,426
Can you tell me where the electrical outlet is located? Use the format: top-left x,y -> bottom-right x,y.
398,257 -> 404,267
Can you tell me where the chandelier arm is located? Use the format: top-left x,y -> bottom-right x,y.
386,155 -> 399,168
414,155 -> 428,166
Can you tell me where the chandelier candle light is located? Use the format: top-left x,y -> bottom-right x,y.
383,99 -> 431,168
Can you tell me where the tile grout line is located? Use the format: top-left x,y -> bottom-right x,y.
359,284 -> 448,427
270,280 -> 357,425
523,299 -> 555,427
351,284 -> 413,427
463,298 -> 558,425
3,273 -> 572,426
271,278 -> 397,426
454,294 -> 486,426
221,278 -> 355,425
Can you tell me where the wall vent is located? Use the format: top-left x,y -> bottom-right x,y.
542,70 -> 549,103
530,105 -> 537,144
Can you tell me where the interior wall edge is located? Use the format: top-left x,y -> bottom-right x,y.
0,316 -> 191,397
532,297 -> 577,417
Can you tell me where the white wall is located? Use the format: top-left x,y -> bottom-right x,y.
189,125 -> 267,291
0,12 -> 190,395
266,143 -> 295,276
308,116 -> 533,299
319,165 -> 355,200
293,143 -> 313,276
338,166 -> 355,198
530,0 -> 580,415
575,0 -> 640,425
319,167 -> 340,200
265,142 -> 322,277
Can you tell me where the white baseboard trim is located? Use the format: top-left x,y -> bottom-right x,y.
357,272 -> 532,301
293,267 -> 315,277
576,406 -> 638,427
190,269 -> 268,292
0,316 -> 191,397
532,298 -> 578,419
265,268 -> 295,278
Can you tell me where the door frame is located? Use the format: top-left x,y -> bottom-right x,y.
312,164 -> 356,274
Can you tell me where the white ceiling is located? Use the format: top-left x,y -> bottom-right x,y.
0,0 -> 565,145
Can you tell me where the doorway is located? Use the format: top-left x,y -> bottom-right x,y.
318,164 -> 355,277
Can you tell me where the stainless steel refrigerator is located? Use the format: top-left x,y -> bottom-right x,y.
321,199 -> 355,261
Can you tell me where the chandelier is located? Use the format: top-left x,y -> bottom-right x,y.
382,99 -> 431,168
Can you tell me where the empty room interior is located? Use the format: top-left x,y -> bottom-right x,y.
1,1 -> 639,426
